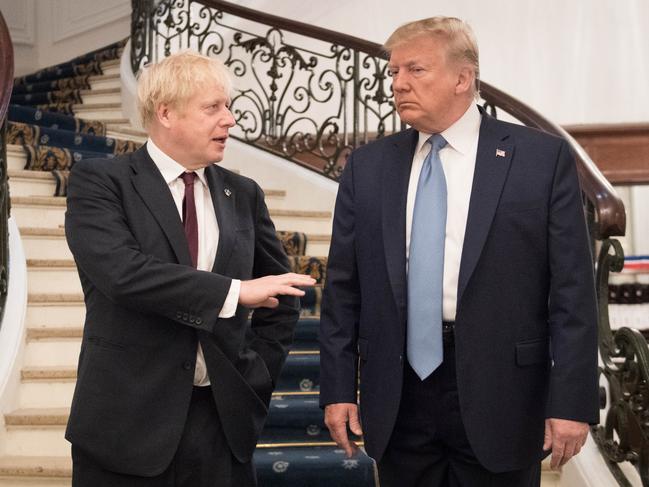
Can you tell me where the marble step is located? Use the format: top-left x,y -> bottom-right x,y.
7,169 -> 287,200
27,260 -> 80,295
79,87 -> 121,105
88,73 -> 120,91
71,102 -> 123,122
99,59 -> 120,77
11,196 -> 332,233
26,294 -> 85,329
18,226 -> 330,261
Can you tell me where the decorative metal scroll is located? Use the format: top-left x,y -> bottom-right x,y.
592,238 -> 649,486
130,0 -> 401,179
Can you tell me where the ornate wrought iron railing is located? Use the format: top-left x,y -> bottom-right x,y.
130,2 -> 643,483
0,11 -> 14,325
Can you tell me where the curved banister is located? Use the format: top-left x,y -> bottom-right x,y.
151,0 -> 625,240
0,11 -> 14,121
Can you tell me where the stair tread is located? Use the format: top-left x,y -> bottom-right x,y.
88,73 -> 120,82
72,102 -> 122,110
0,456 -> 71,478
8,170 -> 55,181
19,226 -> 330,241
79,87 -> 120,96
13,197 -> 329,217
28,293 -> 84,303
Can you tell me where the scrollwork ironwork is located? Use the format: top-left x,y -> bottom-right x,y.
593,239 -> 649,486
130,0 -> 399,179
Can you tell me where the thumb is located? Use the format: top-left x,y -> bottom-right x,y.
348,407 -> 363,436
543,419 -> 552,451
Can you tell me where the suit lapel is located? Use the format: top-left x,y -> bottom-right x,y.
130,145 -> 193,266
205,165 -> 236,273
457,114 -> 514,305
382,129 -> 418,322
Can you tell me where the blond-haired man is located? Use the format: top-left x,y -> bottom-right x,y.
65,51 -> 314,486
320,17 -> 598,486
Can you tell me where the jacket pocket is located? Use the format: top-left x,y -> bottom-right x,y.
515,337 -> 549,366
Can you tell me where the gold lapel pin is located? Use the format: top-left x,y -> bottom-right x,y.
224,188 -> 232,197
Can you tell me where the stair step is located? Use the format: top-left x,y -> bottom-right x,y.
100,59 -> 120,76
26,299 -> 85,329
0,446 -> 378,486
12,196 -> 331,232
7,144 -> 26,171
88,73 -> 120,91
27,260 -> 80,295
79,88 -> 121,105
105,124 -> 146,137
72,102 -> 123,121
24,339 -> 81,368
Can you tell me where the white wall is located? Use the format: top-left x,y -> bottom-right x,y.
0,0 -> 130,77
240,0 -> 649,126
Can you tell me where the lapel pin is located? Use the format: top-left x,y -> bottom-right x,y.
496,149 -> 506,158
224,188 -> 232,197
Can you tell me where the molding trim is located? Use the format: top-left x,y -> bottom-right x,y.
50,0 -> 131,43
4,0 -> 36,46
565,123 -> 649,185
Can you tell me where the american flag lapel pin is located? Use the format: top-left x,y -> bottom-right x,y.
496,149 -> 506,157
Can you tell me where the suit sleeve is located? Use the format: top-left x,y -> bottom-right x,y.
65,158 -> 232,331
319,155 -> 361,407
546,140 -> 599,423
247,183 -> 301,386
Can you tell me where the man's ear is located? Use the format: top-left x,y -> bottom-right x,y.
155,103 -> 173,129
455,65 -> 474,96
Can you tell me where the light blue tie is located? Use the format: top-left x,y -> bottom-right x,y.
407,134 -> 448,380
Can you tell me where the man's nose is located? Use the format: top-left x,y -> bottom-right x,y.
391,72 -> 409,93
223,107 -> 236,128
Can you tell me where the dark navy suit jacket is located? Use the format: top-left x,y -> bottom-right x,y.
319,110 -> 598,472
65,145 -> 299,476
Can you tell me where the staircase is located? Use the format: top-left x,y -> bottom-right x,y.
0,46 -> 383,486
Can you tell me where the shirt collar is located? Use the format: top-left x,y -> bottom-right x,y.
146,138 -> 207,187
415,103 -> 482,156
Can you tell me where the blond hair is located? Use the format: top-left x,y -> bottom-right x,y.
384,17 -> 480,94
136,50 -> 233,128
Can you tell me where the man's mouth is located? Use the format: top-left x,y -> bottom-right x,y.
212,136 -> 228,144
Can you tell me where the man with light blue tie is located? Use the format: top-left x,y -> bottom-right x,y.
319,16 -> 598,486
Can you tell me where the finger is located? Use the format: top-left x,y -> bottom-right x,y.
274,285 -> 307,297
551,443 -> 565,470
278,273 -> 317,284
348,408 -> 363,436
330,423 -> 354,457
559,441 -> 577,467
543,420 -> 552,451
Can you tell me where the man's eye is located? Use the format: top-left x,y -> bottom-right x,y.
387,69 -> 397,77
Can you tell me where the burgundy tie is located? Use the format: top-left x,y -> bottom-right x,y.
180,172 -> 198,268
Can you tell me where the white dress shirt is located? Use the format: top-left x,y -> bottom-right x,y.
406,104 -> 481,321
147,138 -> 240,386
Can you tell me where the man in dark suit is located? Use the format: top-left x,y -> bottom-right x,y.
320,17 -> 598,486
65,51 -> 315,487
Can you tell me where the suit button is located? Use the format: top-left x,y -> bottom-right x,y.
183,361 -> 193,370
399,354 -> 403,364
182,313 -> 189,321
189,315 -> 195,324
176,311 -> 182,319
195,317 -> 203,326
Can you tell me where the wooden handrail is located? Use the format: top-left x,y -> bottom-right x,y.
0,11 -> 14,122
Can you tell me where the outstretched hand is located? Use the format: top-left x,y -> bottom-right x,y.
239,273 -> 316,308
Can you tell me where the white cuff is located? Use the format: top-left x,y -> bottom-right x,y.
218,279 -> 240,318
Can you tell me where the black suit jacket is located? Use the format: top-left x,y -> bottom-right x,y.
64,145 -> 299,476
319,110 -> 598,472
